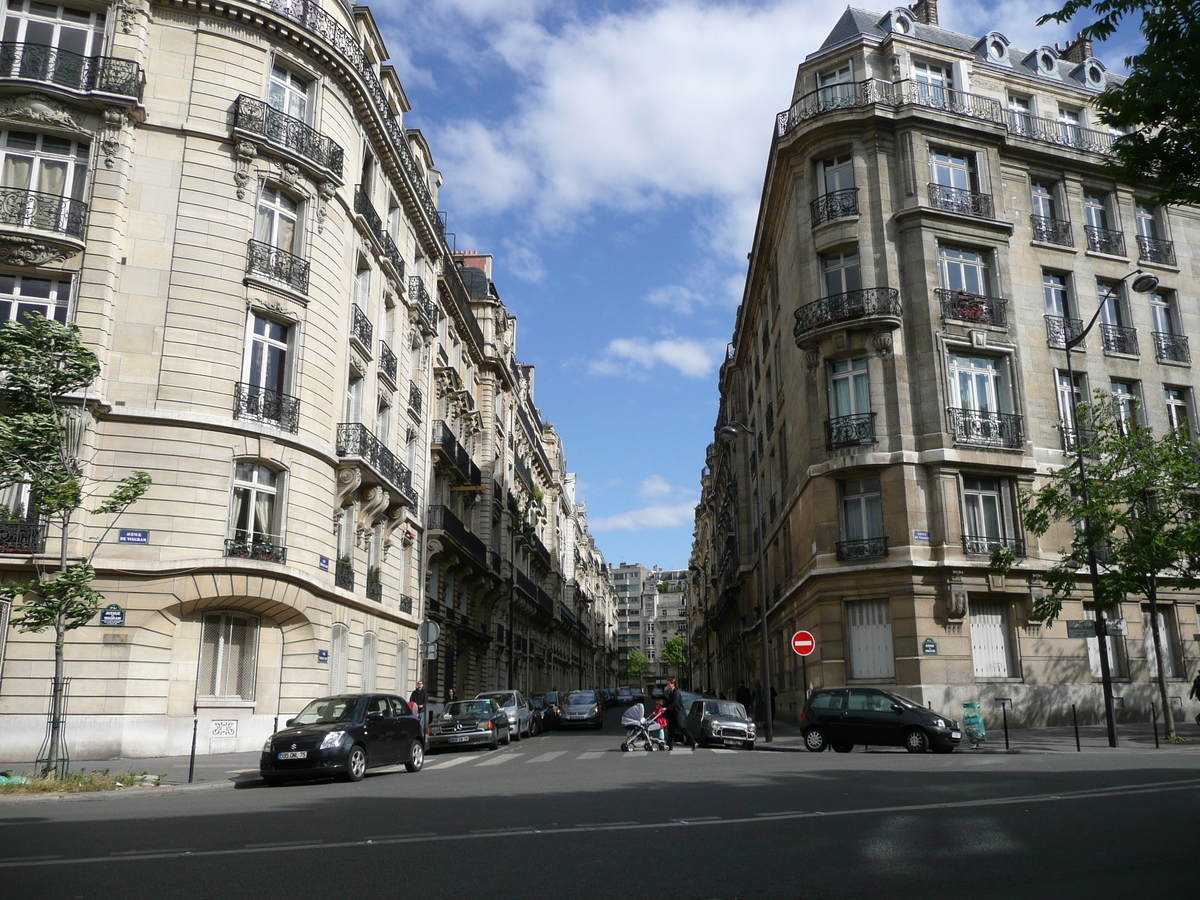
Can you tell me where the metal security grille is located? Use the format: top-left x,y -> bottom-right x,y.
969,601 -> 1011,678
846,599 -> 895,680
396,640 -> 409,695
362,632 -> 377,693
197,612 -> 259,700
330,623 -> 349,694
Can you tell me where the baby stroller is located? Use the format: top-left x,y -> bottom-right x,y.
620,702 -> 668,752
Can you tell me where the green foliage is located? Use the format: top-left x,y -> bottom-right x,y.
532,486 -> 544,505
626,648 -> 651,680
5,564 -> 103,635
1038,0 -> 1200,206
0,314 -> 100,412
656,581 -> 668,592
661,636 -> 687,672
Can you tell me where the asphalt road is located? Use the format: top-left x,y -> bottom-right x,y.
3,708 -> 1197,900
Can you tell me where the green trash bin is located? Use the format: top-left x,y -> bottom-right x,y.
962,701 -> 987,747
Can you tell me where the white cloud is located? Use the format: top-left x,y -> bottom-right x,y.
638,474 -> 675,499
943,1 -> 1073,54
589,336 -> 725,379
590,501 -> 698,533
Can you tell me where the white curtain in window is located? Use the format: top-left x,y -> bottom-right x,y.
362,632 -> 377,692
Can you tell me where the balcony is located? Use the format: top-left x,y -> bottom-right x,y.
336,422 -> 417,505
335,558 -> 354,590
245,239 -> 309,293
0,187 -> 86,241
810,188 -> 859,226
233,95 -> 343,179
427,504 -> 488,566
350,303 -> 372,352
439,260 -> 485,350
777,79 -> 893,136
0,521 -> 44,554
379,341 -> 397,385
937,289 -> 1008,328
233,382 -> 300,433
1061,425 -> 1099,456
409,277 -> 439,332
0,42 -> 144,101
793,287 -> 901,339
1045,315 -> 1084,348
1154,332 -> 1190,364
224,537 -> 287,564
1137,235 -> 1176,267
928,183 -> 994,218
527,530 -> 553,570
366,569 -> 382,602
1085,225 -> 1126,257
826,412 -> 876,450
1030,215 -> 1073,247
948,408 -> 1024,449
836,536 -> 888,561
893,81 -> 1004,124
515,567 -> 538,601
408,381 -> 423,416
1100,323 -> 1139,356
431,420 -> 481,486
354,185 -> 404,276
399,593 -> 415,614
963,535 -> 1025,557
1007,112 -> 1115,155
513,451 -> 533,492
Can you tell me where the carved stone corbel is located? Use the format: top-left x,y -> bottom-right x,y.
381,508 -> 407,559
804,346 -> 821,371
0,93 -> 83,131
356,485 -> 389,546
234,141 -> 258,199
0,235 -> 75,266
101,107 -> 129,169
316,180 -> 335,233
334,466 -> 362,510
116,0 -> 150,34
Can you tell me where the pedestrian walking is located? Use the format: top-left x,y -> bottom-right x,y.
736,680 -> 753,711
409,680 -> 427,716
1190,669 -> 1200,726
770,684 -> 777,721
753,680 -> 767,725
664,676 -> 698,751
445,688 -> 458,704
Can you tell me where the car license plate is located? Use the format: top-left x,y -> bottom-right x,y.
449,735 -> 470,743
950,731 -> 961,739
723,739 -> 741,747
277,751 -> 307,760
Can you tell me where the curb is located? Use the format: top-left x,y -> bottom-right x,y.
0,778 -> 245,804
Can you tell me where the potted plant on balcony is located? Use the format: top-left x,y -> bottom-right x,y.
954,289 -> 990,324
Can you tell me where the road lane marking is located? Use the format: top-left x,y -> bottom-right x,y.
474,753 -> 523,767
710,749 -> 736,754
5,778 -> 1196,868
574,821 -> 638,827
425,757 -> 472,770
576,751 -> 607,759
244,840 -> 324,849
527,752 -> 566,763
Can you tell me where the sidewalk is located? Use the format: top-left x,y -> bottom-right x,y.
0,750 -> 264,787
757,717 -> 1200,753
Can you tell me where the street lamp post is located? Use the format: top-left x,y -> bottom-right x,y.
718,422 -> 773,742
1063,268 -> 1158,749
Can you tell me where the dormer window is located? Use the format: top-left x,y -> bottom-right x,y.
983,32 -> 1010,65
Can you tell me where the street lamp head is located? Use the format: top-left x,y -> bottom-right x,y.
718,422 -> 752,442
1130,272 -> 1159,294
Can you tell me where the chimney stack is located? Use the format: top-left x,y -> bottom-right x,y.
910,0 -> 938,26
1061,32 -> 1094,64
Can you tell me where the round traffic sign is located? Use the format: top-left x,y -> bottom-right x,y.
791,630 -> 816,656
417,621 -> 440,643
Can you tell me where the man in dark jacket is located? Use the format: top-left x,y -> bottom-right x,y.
409,681 -> 427,716
736,680 -> 753,711
664,677 -> 698,751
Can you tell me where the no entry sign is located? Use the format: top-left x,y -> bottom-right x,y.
791,630 -> 816,657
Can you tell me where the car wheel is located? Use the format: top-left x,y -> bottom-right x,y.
743,740 -> 754,751
905,728 -> 931,753
404,740 -> 425,773
803,727 -> 827,752
489,732 -> 500,751
502,726 -> 511,745
344,745 -> 368,782
513,722 -> 521,742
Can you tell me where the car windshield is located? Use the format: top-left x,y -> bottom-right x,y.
704,701 -> 747,718
292,697 -> 359,725
565,691 -> 596,705
478,693 -> 516,707
443,701 -> 492,717
882,691 -> 921,709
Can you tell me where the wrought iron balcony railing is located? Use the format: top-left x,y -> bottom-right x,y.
1085,225 -> 1126,256
836,536 -> 888,561
427,504 -> 488,566
0,521 -> 44,554
810,188 -> 859,226
1100,323 -> 1139,356
893,81 -> 1005,123
963,535 -> 1025,557
440,260 -> 486,350
0,42 -> 144,100
234,95 -> 344,178
1030,215 -> 1074,247
515,567 -> 538,600
1060,425 -> 1099,456
431,420 -> 482,486
1007,112 -> 1115,154
1045,314 -> 1084,348
353,185 -> 404,274
224,537 -> 287,564
793,287 -> 901,338
409,276 -> 438,329
350,303 -> 372,349
408,381 -> 423,415
336,422 -> 417,504
245,239 -> 309,293
928,183 -> 994,218
948,408 -> 1024,449
379,341 -> 397,383
233,382 -> 300,433
1153,332 -> 1190,363
366,571 -> 382,602
0,187 -> 86,239
399,593 -> 415,614
528,531 -> 553,570
937,289 -> 1008,328
335,558 -> 354,590
514,451 -> 533,491
1137,234 -> 1176,267
777,79 -> 893,136
826,412 -> 876,449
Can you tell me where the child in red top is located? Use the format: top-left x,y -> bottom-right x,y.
650,700 -> 668,745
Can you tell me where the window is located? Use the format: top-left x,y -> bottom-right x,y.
913,60 -> 953,106
1165,387 -> 1191,436
0,1 -> 106,84
817,62 -> 853,107
1056,369 -> 1086,447
396,639 -> 409,695
1135,202 -> 1159,241
1008,94 -> 1033,134
820,249 -> 860,296
345,372 -> 363,423
1110,380 -> 1139,430
376,397 -> 391,445
949,353 -> 1004,414
819,153 -> 854,194
1083,192 -> 1109,231
0,130 -> 88,231
1058,106 -> 1083,146
929,148 -> 975,191
362,631 -> 377,692
845,599 -> 894,680
1083,603 -> 1124,679
1098,281 -> 1136,355
1043,271 -> 1071,318
0,272 -> 70,325
1150,290 -> 1178,336
829,358 -> 869,418
838,477 -> 883,543
268,63 -> 309,121
255,184 -> 299,254
961,476 -> 1016,555
230,461 -> 282,551
939,246 -> 990,295
1150,291 -> 1189,362
969,600 -> 1012,678
354,263 -> 370,311
242,311 -> 290,401
1031,180 -> 1057,221
1142,607 -> 1180,678
198,612 -> 259,700
330,622 -> 349,693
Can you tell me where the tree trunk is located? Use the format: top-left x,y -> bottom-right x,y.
1146,581 -> 1176,739
44,510 -> 71,777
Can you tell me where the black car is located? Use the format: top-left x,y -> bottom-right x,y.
260,694 -> 424,784
428,699 -> 510,752
800,687 -> 961,753
530,695 -> 557,730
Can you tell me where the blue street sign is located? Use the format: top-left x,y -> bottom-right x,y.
119,530 -> 149,544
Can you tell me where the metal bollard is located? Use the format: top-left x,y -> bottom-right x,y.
188,715 -> 198,784
1152,703 -> 1159,749
1002,705 -> 1010,750
1072,704 -> 1080,752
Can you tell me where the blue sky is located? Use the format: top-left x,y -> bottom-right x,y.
372,1 -> 1144,570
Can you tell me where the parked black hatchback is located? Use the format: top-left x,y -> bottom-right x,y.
260,694 -> 424,785
800,688 -> 961,753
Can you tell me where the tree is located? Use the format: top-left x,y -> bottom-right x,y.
626,648 -> 650,681
661,636 -> 688,678
1038,0 -> 1200,206
991,394 -> 1200,739
0,315 -> 151,775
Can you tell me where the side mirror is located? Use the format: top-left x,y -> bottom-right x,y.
891,704 -> 904,714
285,718 -> 296,727
368,710 -> 384,720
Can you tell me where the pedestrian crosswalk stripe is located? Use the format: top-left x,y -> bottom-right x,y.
527,751 -> 566,763
710,748 -> 736,754
576,751 -> 607,760
475,752 -> 523,766
425,757 -> 472,770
